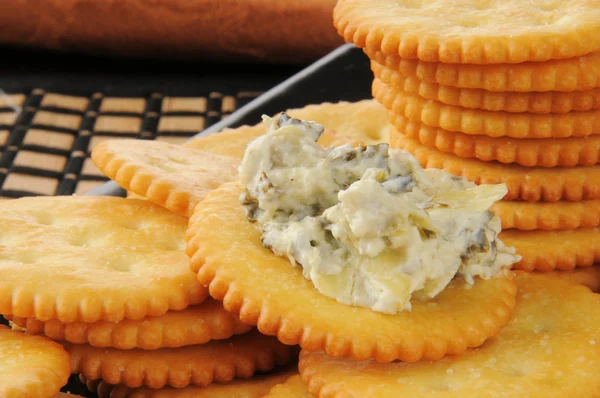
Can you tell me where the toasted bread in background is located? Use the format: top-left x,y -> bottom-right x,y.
0,0 -> 343,63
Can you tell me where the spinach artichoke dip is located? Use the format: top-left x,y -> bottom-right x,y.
239,113 -> 520,314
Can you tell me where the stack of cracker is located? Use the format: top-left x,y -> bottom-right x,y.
334,0 -> 600,274
0,189 -> 296,396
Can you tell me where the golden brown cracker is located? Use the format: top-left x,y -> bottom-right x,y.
81,368 -> 297,398
500,228 -> 600,272
392,132 -> 600,202
368,49 -> 600,93
68,330 -> 296,389
7,299 -> 251,350
264,374 -> 313,398
491,200 -> 600,231
371,60 -> 600,113
334,0 -> 600,63
0,325 -> 71,398
121,101 -> 387,206
299,272 -> 600,397
92,139 -> 239,217
0,196 -> 207,323
542,266 -> 600,293
375,78 -> 600,138
186,182 -> 517,364
392,115 -> 600,167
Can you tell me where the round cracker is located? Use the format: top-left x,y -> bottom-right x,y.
391,115 -> 600,168
68,330 -> 296,389
392,132 -> 600,202
7,299 -> 251,350
368,49 -> 600,93
491,200 -> 600,231
264,374 -> 313,397
300,272 -> 600,397
372,61 -> 600,114
91,139 -> 239,217
0,325 -> 71,398
186,182 -> 517,364
334,0 -> 600,64
0,196 -> 207,323
81,368 -> 297,398
500,228 -> 600,272
375,79 -> 600,139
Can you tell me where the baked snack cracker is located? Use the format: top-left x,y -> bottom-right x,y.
92,139 -> 239,217
500,228 -> 600,271
543,266 -> 600,293
0,196 -> 207,323
81,368 -> 296,398
392,133 -> 600,202
299,272 -> 600,397
264,374 -> 313,398
7,299 -> 251,349
186,182 -> 517,364
372,61 -> 600,113
334,0 -> 600,63
368,49 -> 600,93
126,101 -> 388,204
491,200 -> 600,230
68,330 -> 295,389
375,79 -> 600,138
392,115 -> 600,167
0,325 -> 70,398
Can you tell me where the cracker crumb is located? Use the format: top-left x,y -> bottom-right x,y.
590,340 -> 596,345
446,368 -> 454,375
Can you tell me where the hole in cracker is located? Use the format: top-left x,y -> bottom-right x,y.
166,154 -> 191,165
118,220 -> 142,230
158,163 -> 179,173
104,258 -> 132,272
15,252 -> 37,264
34,213 -> 55,226
158,239 -> 186,252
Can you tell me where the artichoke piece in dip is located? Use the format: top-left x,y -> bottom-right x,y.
239,113 -> 520,314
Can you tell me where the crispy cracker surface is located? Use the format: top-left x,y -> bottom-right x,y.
299,273 -> 600,397
500,228 -> 600,271
67,330 -> 295,389
7,299 -> 251,349
491,200 -> 600,231
375,79 -> 600,138
82,368 -> 297,398
186,182 -> 517,364
0,325 -> 71,398
0,196 -> 207,323
368,49 -> 600,93
92,139 -> 239,217
392,132 -> 600,202
372,61 -> 600,113
264,374 -> 313,397
334,0 -> 600,63
392,116 -> 600,168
